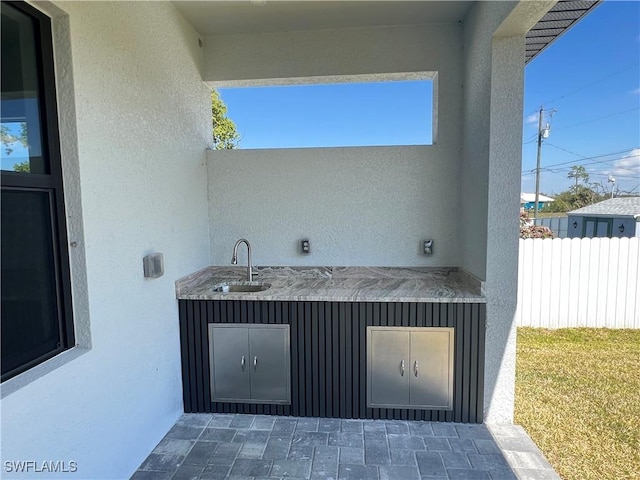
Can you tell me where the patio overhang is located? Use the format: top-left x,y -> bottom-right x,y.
174,0 -> 601,66
173,1 -> 475,36
525,0 -> 601,63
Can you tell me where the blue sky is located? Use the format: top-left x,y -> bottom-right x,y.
218,0 -> 639,196
522,0 -> 640,196
219,80 -> 433,148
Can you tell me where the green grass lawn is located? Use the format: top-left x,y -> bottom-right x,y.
515,328 -> 640,480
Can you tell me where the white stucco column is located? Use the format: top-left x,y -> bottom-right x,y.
484,33 -> 526,423
460,0 -> 556,425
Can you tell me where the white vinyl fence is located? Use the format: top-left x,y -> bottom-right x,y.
517,237 -> 640,329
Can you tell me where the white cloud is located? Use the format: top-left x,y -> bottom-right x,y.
605,148 -> 640,178
525,113 -> 539,124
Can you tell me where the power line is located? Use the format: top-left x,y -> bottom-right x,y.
522,147 -> 638,173
521,151 -> 640,176
529,62 -> 640,111
522,156 -> 640,175
522,164 -> 640,178
548,165 -> 639,177
587,173 -> 640,179
545,143 -> 589,158
550,164 -> 640,175
551,107 -> 640,132
545,143 -> 640,174
545,147 -> 637,166
521,164 -> 640,178
523,75 -> 633,121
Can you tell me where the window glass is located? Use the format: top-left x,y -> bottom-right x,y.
1,1 -> 73,382
1,189 -> 61,375
1,3 -> 47,174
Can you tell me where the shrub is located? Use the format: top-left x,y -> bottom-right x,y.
520,211 -> 554,239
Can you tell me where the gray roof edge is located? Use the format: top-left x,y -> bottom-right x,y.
567,197 -> 640,217
525,0 -> 602,64
567,212 -> 640,220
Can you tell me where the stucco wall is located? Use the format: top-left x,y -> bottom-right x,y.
461,1 -> 553,424
208,146 -> 460,266
483,34 -> 527,424
460,2 -> 514,424
203,24 -> 461,87
1,2 -> 210,478
205,23 -> 463,267
460,5 -> 493,280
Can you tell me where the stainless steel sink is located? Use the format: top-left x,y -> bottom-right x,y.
213,282 -> 271,293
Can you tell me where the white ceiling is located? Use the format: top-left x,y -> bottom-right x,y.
173,1 -> 475,36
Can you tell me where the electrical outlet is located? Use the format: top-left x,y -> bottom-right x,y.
301,239 -> 310,254
423,239 -> 433,256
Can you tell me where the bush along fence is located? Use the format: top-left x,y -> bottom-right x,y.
517,237 -> 639,329
533,216 -> 569,238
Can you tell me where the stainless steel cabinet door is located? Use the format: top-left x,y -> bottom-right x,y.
409,329 -> 454,409
209,325 -> 250,402
368,329 -> 410,407
367,326 -> 454,410
248,326 -> 290,403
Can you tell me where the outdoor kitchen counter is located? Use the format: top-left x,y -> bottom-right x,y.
175,266 -> 485,303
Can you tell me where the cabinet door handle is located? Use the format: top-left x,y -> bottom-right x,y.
414,360 -> 419,377
401,360 -> 405,376
253,356 -> 258,371
241,355 -> 245,371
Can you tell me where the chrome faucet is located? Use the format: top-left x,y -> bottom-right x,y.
231,238 -> 254,281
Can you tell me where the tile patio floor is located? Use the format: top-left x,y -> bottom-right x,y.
131,414 -> 559,480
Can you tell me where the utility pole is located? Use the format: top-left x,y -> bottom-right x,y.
534,106 -> 544,221
533,106 -> 555,221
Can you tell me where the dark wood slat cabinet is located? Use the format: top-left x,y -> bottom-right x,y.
179,300 -> 486,423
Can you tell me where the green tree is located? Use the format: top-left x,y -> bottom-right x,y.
543,186 -> 606,213
567,165 -> 589,188
567,184 -> 605,209
212,89 -> 240,150
12,161 -> 30,173
541,165 -> 606,213
1,123 -> 30,172
1,123 -> 28,156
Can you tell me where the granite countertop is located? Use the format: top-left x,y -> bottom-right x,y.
175,266 -> 485,303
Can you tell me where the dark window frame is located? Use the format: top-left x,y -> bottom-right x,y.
1,1 -> 74,382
